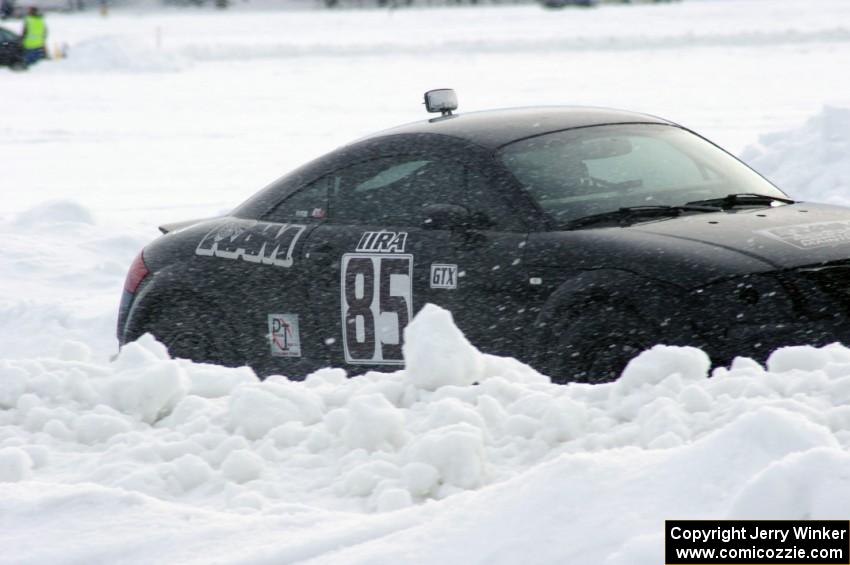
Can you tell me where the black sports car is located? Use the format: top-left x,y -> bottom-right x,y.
0,26 -> 24,69
118,90 -> 850,383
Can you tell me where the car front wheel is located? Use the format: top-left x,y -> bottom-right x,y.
542,301 -> 658,384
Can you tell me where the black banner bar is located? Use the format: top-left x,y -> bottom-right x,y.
665,520 -> 850,564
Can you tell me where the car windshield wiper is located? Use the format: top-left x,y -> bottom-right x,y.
563,204 -> 720,231
685,193 -> 795,209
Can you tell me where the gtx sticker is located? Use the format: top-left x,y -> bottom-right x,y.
196,221 -> 306,268
356,231 -> 408,253
341,253 -> 412,365
430,264 -> 458,289
268,314 -> 301,357
758,221 -> 850,250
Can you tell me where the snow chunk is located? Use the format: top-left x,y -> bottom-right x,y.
677,384 -> 713,413
188,365 -> 257,398
164,454 -> 214,493
103,358 -> 188,424
539,397 -> 588,443
405,423 -> 486,491
341,394 -> 406,451
402,462 -> 440,497
340,460 -> 401,498
0,448 -> 33,482
0,364 -> 28,409
75,413 -> 132,444
767,345 -> 834,373
617,345 -> 710,391
228,382 -> 323,440
375,487 -> 413,512
403,304 -> 484,390
114,334 -> 171,368
220,450 -> 265,484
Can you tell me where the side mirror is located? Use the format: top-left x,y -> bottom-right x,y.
424,89 -> 458,117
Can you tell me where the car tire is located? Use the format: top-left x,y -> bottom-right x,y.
142,296 -> 240,367
543,300 -> 657,384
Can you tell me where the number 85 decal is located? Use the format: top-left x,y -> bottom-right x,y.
341,253 -> 413,364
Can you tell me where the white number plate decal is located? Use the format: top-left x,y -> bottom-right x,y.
341,253 -> 413,364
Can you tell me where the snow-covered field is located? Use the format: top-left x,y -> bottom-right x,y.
2,0 -> 850,562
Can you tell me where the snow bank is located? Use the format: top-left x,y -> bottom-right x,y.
33,1 -> 850,80
0,202 -> 150,362
2,306 -> 850,561
43,2 -> 850,65
12,200 -> 96,227
742,106 -> 850,205
57,36 -> 188,73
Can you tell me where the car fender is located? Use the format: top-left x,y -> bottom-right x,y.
122,263 -> 242,348
529,269 -> 698,365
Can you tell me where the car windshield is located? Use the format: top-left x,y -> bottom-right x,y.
498,124 -> 789,227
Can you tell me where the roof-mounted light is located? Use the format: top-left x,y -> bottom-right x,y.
424,89 -> 458,117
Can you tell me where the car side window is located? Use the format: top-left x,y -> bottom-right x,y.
355,160 -> 430,193
263,176 -> 330,222
328,156 -> 470,225
464,166 -> 519,230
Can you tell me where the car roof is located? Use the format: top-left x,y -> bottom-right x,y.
361,106 -> 676,150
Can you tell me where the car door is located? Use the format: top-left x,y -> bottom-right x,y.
303,144 -> 531,371
230,173 -> 332,376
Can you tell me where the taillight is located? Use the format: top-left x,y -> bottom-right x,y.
124,251 -> 149,294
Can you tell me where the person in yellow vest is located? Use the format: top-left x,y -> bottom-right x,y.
22,7 -> 47,66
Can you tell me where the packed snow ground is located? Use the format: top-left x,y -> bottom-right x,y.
3,0 -> 850,563
4,309 -> 850,563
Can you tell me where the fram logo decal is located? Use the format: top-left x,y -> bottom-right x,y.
196,220 -> 306,268
356,231 -> 408,253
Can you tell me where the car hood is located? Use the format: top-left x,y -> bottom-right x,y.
525,202 -> 850,288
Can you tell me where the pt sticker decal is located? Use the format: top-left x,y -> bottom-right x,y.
341,253 -> 412,365
356,231 -> 408,253
196,220 -> 306,267
758,220 -> 850,250
430,264 -> 458,289
268,314 -> 301,357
